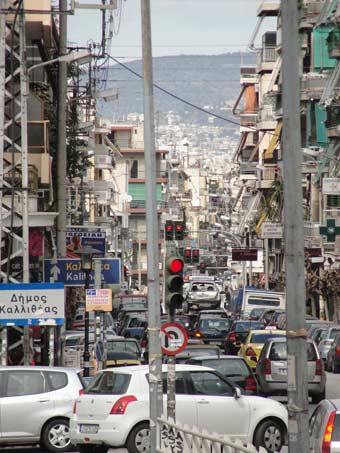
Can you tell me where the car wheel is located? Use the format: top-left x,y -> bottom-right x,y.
311,390 -> 325,404
41,418 -> 71,452
126,422 -> 150,453
254,419 -> 285,452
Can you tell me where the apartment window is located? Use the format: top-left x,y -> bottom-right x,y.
130,160 -> 138,178
327,195 -> 340,208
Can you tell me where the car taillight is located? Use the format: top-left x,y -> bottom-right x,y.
322,410 -> 336,453
316,358 -> 322,376
245,377 -> 257,391
246,347 -> 256,357
79,389 -> 85,395
264,358 -> 271,375
141,339 -> 147,348
229,332 -> 236,343
336,346 -> 340,356
195,332 -> 202,338
110,395 -> 137,415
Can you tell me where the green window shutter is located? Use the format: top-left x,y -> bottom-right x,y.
129,183 -> 146,201
128,183 -> 163,201
315,105 -> 329,147
313,26 -> 337,72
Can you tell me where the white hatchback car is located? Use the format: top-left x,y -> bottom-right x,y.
70,364 -> 288,453
0,366 -> 84,452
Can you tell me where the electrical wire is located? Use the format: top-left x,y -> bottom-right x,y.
106,55 -> 251,130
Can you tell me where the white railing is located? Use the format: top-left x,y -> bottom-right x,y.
157,417 -> 273,453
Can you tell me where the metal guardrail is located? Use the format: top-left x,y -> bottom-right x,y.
157,417 -> 273,453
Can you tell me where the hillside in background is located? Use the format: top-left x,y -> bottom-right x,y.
98,53 -> 256,135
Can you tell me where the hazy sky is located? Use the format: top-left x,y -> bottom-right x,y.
69,0 -> 276,59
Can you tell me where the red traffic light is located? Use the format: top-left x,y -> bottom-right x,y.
184,249 -> 191,256
166,224 -> 173,231
192,249 -> 199,255
175,224 -> 183,231
169,258 -> 184,273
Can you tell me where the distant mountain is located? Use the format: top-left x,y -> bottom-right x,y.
98,53 -> 256,133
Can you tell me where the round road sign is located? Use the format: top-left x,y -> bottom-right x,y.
160,322 -> 188,355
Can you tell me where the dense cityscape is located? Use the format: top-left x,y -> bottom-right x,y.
1,1 -> 340,453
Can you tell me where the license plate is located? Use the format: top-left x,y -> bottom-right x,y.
80,424 -> 99,434
279,368 -> 287,375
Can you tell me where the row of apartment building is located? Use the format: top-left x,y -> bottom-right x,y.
231,0 -> 340,319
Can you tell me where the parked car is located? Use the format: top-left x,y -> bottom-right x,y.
186,355 -> 258,395
193,317 -> 232,348
0,366 -> 84,452
309,398 -> 340,452
70,364 -> 288,452
326,332 -> 340,373
317,325 -> 340,362
256,337 -> 326,403
224,320 -> 265,355
106,337 -> 143,362
238,330 -> 286,370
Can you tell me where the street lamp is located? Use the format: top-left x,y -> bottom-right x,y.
74,246 -> 102,377
27,49 -> 92,74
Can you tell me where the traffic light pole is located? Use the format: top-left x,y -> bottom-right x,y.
140,1 -> 163,450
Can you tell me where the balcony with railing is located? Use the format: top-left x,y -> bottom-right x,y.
301,73 -> 329,100
128,200 -> 168,214
240,65 -> 258,85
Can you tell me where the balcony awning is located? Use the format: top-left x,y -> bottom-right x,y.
263,121 -> 282,160
232,132 -> 248,162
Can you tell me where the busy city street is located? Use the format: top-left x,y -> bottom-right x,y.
2,0 -> 340,452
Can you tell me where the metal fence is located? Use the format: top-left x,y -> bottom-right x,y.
157,417 -> 273,453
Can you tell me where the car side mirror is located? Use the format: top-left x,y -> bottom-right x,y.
233,387 -> 241,399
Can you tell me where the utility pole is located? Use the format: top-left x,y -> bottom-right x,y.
140,1 -> 163,451
282,1 -> 309,451
57,0 -> 68,257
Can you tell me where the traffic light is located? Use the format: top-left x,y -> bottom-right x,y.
184,248 -> 192,264
174,221 -> 185,240
165,221 -> 174,241
165,256 -> 184,313
192,249 -> 200,263
199,262 -> 207,274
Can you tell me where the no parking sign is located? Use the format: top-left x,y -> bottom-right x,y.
160,322 -> 188,355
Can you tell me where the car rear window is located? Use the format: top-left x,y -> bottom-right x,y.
107,341 -> 139,355
199,319 -> 231,330
332,413 -> 340,441
203,358 -> 250,377
234,322 -> 263,332
269,342 -> 317,361
250,333 -> 285,343
85,372 -> 130,395
46,371 -> 68,390
330,329 -> 340,340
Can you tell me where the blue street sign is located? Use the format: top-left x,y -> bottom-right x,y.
44,258 -> 120,286
0,283 -> 65,326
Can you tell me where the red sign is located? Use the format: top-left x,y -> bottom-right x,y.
160,322 -> 188,355
29,229 -> 43,257
305,248 -> 322,258
232,248 -> 258,261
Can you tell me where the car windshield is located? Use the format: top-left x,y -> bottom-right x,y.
250,333 -> 285,343
269,342 -> 317,361
199,319 -> 230,330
